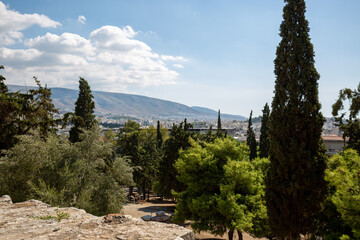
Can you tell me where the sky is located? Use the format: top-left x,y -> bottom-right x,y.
0,0 -> 359,117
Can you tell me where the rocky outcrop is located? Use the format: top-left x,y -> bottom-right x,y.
0,195 -> 194,240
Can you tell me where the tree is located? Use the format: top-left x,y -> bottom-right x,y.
0,67 -> 58,151
265,0 -> 327,239
217,110 -> 223,137
117,120 -> 141,196
325,149 -> 360,239
173,138 -> 270,240
156,120 -> 163,149
0,126 -> 133,215
246,110 -> 257,160
158,120 -> 195,198
259,103 -> 270,158
117,120 -> 162,200
69,77 -> 95,143
332,83 -> 360,153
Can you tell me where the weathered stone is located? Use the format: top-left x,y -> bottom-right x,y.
0,195 -> 195,240
141,215 -> 152,221
155,211 -> 165,216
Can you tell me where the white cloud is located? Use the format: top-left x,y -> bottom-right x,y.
78,15 -> 86,24
25,32 -> 95,56
0,24 -> 186,92
173,63 -> 184,69
0,1 -> 60,46
161,55 -> 188,62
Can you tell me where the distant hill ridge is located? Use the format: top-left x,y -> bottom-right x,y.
8,85 -> 246,120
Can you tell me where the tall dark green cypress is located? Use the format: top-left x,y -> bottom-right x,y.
246,110 -> 257,160
265,0 -> 327,239
156,120 -> 163,149
259,103 -> 270,158
69,77 -> 96,143
217,109 -> 222,137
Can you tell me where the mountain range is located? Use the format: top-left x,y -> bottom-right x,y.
8,85 -> 246,120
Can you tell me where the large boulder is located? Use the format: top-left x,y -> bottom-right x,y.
0,195 -> 194,240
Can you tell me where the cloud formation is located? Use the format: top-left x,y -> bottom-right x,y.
0,2 -> 60,45
78,15 -> 86,24
0,3 -> 186,92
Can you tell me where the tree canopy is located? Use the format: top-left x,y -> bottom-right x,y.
266,0 -> 327,238
0,126 -> 133,216
246,110 -> 257,160
325,149 -> 360,239
173,138 -> 270,240
0,66 -> 59,151
259,103 -> 270,158
332,83 -> 360,153
69,77 -> 96,143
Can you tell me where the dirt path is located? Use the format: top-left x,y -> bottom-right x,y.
122,199 -> 263,240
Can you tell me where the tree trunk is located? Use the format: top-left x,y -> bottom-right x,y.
147,186 -> 150,201
228,229 -> 234,240
142,181 -> 146,200
237,230 -> 243,240
129,186 -> 133,197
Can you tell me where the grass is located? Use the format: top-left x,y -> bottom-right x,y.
29,209 -> 69,222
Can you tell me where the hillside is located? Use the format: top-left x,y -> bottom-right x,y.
8,85 -> 246,120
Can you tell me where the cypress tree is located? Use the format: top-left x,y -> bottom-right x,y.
259,103 -> 270,158
217,109 -> 222,137
265,0 -> 327,239
246,110 -> 257,160
156,120 -> 163,149
69,77 -> 96,143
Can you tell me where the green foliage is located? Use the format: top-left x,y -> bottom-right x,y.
157,120 -> 163,149
0,126 -> 133,216
0,67 -> 59,151
332,83 -> 360,153
157,120 -> 196,198
266,0 -> 327,238
325,149 -> 360,238
259,103 -> 270,158
216,110 -> 223,138
117,120 -> 161,199
30,209 -> 69,222
246,110 -> 257,160
314,197 -> 354,240
173,138 -> 271,239
69,77 -> 96,143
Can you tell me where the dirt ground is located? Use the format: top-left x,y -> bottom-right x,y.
123,198 -> 264,240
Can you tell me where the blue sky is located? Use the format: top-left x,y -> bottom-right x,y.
0,0 -> 359,117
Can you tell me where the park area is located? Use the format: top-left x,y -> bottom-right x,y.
123,196 -> 264,240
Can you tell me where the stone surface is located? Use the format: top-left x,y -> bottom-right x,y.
0,195 -> 195,240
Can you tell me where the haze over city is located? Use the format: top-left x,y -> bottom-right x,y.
0,0 -> 359,117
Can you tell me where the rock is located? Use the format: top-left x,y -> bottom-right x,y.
0,195 -> 12,204
141,215 -> 152,221
155,211 -> 165,216
0,195 -> 195,240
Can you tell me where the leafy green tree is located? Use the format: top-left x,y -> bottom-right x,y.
117,120 -> 162,199
246,110 -> 257,160
156,120 -> 163,149
0,126 -> 133,216
259,103 -> 270,158
158,119 -> 195,198
266,0 -> 327,239
0,67 -> 58,151
173,138 -> 270,240
332,83 -> 360,153
138,126 -> 161,200
117,120 -> 141,195
68,77 -> 96,143
325,149 -> 360,238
